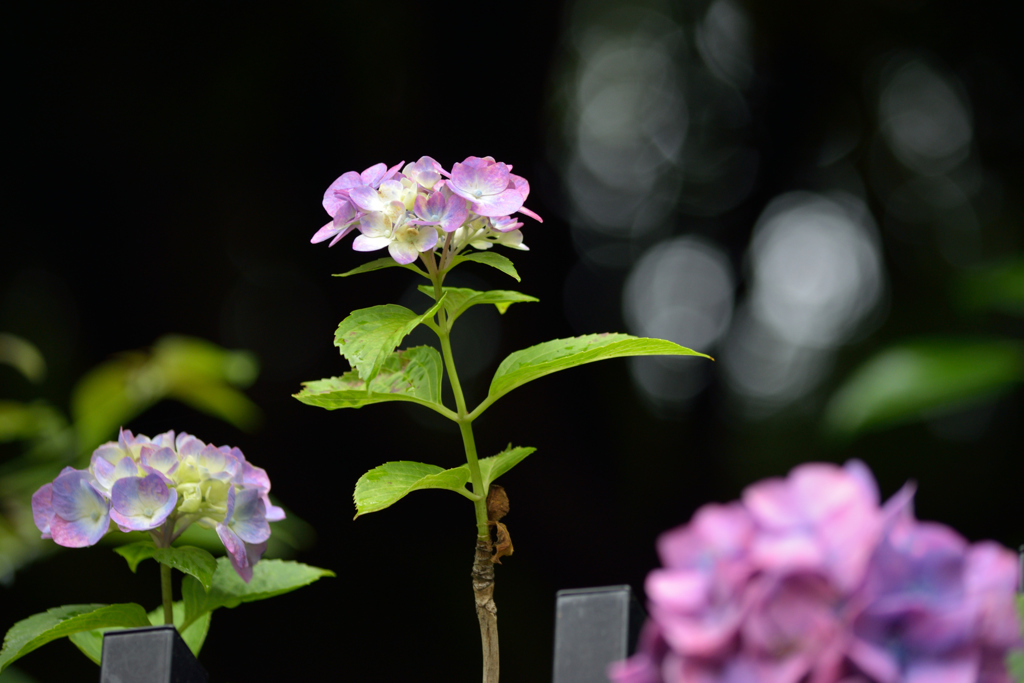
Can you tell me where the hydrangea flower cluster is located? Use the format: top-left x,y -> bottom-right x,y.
611,461 -> 1023,683
311,156 -> 543,264
30,429 -> 284,582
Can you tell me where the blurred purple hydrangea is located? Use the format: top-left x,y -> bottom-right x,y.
610,461 -> 1023,683
311,155 -> 542,262
31,429 -> 285,582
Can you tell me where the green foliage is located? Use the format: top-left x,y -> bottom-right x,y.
334,298 -> 446,382
956,257 -> 1024,317
294,346 -> 449,417
354,461 -> 473,516
68,601 -> 212,665
0,334 -> 300,587
334,256 -> 428,279
1010,595 -> 1024,683
114,542 -> 218,590
0,604 -> 150,672
484,334 -> 711,410
0,334 -> 45,384
353,446 -> 535,516
0,402 -> 64,445
824,338 -> 1024,436
181,558 -> 334,631
448,252 -> 521,282
416,285 -> 538,323
71,335 -> 261,451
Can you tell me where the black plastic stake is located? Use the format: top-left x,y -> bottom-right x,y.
552,585 -> 646,683
100,625 -> 208,683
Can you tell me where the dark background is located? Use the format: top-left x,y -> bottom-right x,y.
3,1 -> 1022,681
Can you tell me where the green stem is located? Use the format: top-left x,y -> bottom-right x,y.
427,260 -> 498,683
433,282 -> 489,538
153,519 -> 174,626
160,562 -> 174,626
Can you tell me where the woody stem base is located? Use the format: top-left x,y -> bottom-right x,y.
473,537 -> 498,683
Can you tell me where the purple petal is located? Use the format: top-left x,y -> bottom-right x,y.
110,473 -> 177,531
348,185 -> 386,213
90,453 -> 118,492
440,195 -> 469,232
262,494 -> 286,522
245,539 -> 268,567
31,483 -> 54,538
357,211 -> 392,238
242,462 -> 271,492
517,205 -> 543,223
353,234 -> 392,252
50,470 -> 110,547
229,488 -> 270,544
381,160 -> 405,185
470,189 -> 526,217
51,511 -> 110,547
359,163 -> 388,187
450,161 -> 511,197
328,222 -> 359,247
388,239 -> 421,264
216,524 -> 253,583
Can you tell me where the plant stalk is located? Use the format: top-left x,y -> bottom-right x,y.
427,263 -> 499,682
160,562 -> 174,626
473,536 -> 499,683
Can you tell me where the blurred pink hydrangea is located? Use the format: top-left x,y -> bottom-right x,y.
610,461 -> 1023,683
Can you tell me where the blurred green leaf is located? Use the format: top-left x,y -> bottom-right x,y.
0,402 -> 64,445
825,338 -> 1024,436
0,335 -> 45,384
956,257 -> 1024,317
71,336 -> 262,452
151,335 -> 259,388
1010,595 -> 1024,682
0,666 -> 39,682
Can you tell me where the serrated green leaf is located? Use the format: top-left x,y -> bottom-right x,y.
483,334 -> 710,411
112,543 -> 217,590
334,298 -> 446,382
113,541 -> 158,573
294,346 -> 451,417
0,604 -> 150,673
449,252 -> 521,282
824,338 -> 1024,436
155,546 -> 218,591
352,447 -> 535,517
416,285 -> 538,324
182,559 -> 334,629
354,461 -> 471,517
477,446 -> 536,489
68,601 -> 212,665
333,256 -> 428,279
